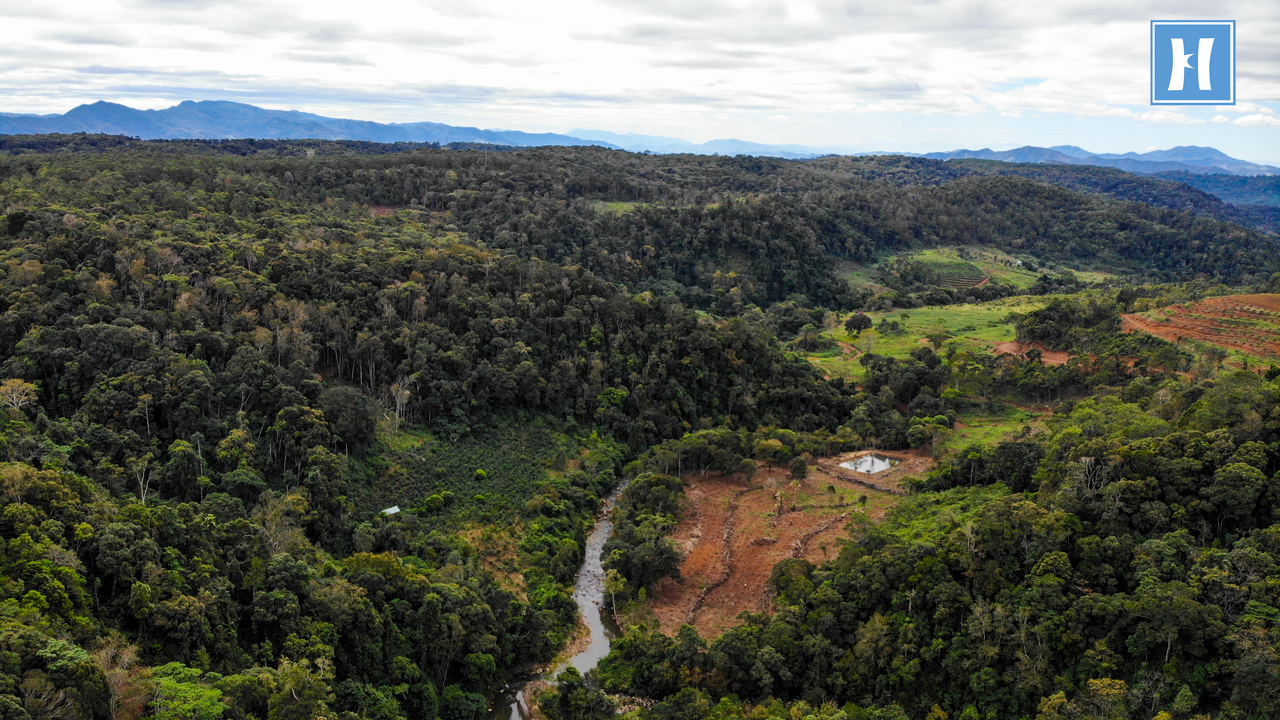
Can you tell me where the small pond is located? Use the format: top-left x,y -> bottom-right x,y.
839,453 -> 900,474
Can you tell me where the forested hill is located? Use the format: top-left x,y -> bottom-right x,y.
5,133 -> 1276,235
1155,171 -> 1280,209
4,136 -> 1276,310
1,138 -> 1279,720
943,159 -> 1280,235
0,139 -> 866,720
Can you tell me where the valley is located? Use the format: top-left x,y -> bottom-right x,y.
1,138 -> 1279,720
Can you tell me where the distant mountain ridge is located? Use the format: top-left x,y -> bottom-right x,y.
566,128 -> 833,159
923,145 -> 1279,177
2,100 -> 1276,177
0,100 -> 618,149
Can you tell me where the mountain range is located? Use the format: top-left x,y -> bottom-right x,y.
922,145 -> 1280,177
564,129 -> 840,160
1,100 -> 1276,176
0,100 -> 617,149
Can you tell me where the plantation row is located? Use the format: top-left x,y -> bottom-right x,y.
922,260 -> 989,289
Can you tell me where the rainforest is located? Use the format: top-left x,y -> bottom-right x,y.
2,135 -> 1280,720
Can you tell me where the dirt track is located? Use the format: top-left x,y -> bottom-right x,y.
991,341 -> 1072,366
1122,294 -> 1280,360
647,450 -> 925,638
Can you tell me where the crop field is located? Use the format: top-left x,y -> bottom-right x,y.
833,247 -> 1111,296
641,451 -> 925,638
912,248 -> 1023,287
360,421 -> 587,520
1122,294 -> 1280,363
832,259 -> 891,293
925,258 -> 989,289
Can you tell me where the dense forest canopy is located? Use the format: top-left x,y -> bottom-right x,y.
1,137 -> 1279,720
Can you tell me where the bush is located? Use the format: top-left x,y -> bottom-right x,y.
789,457 -> 808,480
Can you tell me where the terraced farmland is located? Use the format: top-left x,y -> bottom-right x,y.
1122,294 -> 1280,359
924,259 -> 990,289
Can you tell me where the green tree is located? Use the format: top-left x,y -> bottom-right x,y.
268,659 -> 335,720
844,313 -> 873,336
151,663 -> 227,720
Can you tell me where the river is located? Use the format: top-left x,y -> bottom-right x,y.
488,480 -> 628,720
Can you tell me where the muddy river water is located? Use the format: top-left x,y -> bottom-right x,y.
488,480 -> 628,720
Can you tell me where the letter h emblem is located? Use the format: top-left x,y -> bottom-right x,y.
1151,21 -> 1234,105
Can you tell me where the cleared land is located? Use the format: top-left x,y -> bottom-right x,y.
802,297 -> 1056,454
805,296 -> 1050,383
645,450 -> 926,638
904,247 -> 1112,288
991,341 -> 1071,366
1122,294 -> 1280,362
922,258 -> 989,289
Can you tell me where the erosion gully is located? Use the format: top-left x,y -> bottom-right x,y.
489,479 -> 628,720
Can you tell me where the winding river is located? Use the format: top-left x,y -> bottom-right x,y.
489,480 -> 628,720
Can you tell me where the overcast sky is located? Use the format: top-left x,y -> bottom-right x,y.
2,0 -> 1278,161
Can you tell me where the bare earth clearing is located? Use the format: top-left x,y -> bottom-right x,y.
1121,294 -> 1280,360
991,341 -> 1072,366
646,450 -> 926,638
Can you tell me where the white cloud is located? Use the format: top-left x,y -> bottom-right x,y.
1235,114 -> 1280,127
1213,102 -> 1275,114
0,0 -> 1276,151
1100,107 -> 1206,124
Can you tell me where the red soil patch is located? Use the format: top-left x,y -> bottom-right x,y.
1122,294 -> 1280,360
991,341 -> 1072,366
647,450 -> 927,639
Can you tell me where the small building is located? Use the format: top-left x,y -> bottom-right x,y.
381,506 -> 401,516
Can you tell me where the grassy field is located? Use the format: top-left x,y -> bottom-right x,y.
910,247 -> 1113,286
835,247 -> 1114,294
803,294 -> 1057,452
594,200 -> 647,214
913,247 -> 1035,288
944,404 -> 1046,453
806,296 -> 1051,383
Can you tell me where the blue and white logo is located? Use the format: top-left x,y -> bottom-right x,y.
1151,21 -> 1234,105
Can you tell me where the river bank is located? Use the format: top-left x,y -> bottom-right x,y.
488,479 -> 630,720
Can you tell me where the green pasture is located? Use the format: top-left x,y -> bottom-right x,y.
944,404 -> 1046,453
806,296 -> 1051,383
908,246 -> 1113,287
594,200 -> 648,214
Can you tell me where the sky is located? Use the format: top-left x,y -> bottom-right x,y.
2,0 -> 1278,163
